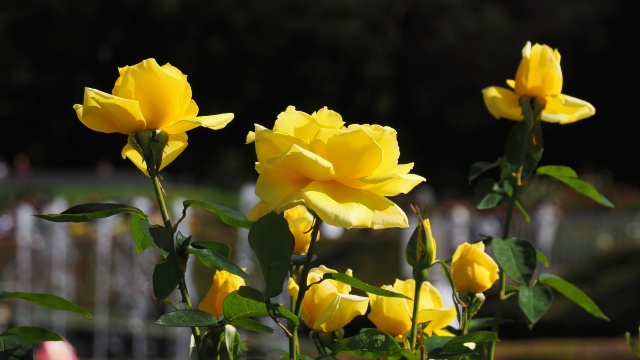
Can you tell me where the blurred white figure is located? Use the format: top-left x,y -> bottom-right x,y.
35,340 -> 79,360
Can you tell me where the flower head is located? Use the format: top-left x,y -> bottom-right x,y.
367,279 -> 456,338
451,242 -> 499,293
482,41 -> 595,124
288,265 -> 369,333
247,106 -> 425,229
74,58 -> 233,173
198,269 -> 246,318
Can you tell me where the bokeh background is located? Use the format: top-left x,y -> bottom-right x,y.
1,0 -> 640,359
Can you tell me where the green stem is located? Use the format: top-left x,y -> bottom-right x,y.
290,216 -> 323,359
409,267 -> 428,352
148,168 -> 203,360
488,97 -> 538,360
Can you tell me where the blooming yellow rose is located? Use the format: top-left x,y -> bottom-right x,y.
247,106 -> 425,229
198,269 -> 246,318
283,205 -> 317,255
451,242 -> 499,293
74,58 -> 233,173
367,279 -> 456,338
288,265 -> 369,333
482,41 -> 595,124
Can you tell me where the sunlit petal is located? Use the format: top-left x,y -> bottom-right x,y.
542,94 -> 596,124
76,88 -> 146,134
482,87 -> 522,121
301,181 -> 409,229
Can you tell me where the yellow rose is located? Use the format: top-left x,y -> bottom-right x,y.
74,58 -> 233,173
451,242 -> 499,293
288,266 -> 369,333
198,269 -> 246,318
482,41 -> 595,124
367,279 -> 456,338
246,106 -> 425,229
283,205 -> 317,255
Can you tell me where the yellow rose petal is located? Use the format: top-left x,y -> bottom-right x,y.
542,94 -> 596,124
481,87 -> 523,121
76,88 -> 146,134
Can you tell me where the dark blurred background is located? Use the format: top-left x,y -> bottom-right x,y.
1,0 -> 636,196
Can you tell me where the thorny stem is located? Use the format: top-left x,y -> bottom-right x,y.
488,97 -> 540,360
149,167 -> 203,360
290,216 -> 323,359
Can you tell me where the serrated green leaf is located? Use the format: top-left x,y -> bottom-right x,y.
149,226 -> 174,255
35,203 -> 147,223
183,200 -> 254,229
187,248 -> 248,281
0,333 -> 32,359
539,273 -> 609,321
332,329 -> 416,359
156,309 -> 217,327
322,273 -> 410,300
491,237 -> 537,286
152,257 -> 179,302
248,212 -> 294,298
518,283 -> 553,327
223,288 -> 270,321
1,327 -> 62,344
0,292 -> 91,319
536,165 -> 614,208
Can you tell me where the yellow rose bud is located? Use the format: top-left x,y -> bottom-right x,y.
247,106 -> 425,229
405,218 -> 437,270
198,269 -> 246,318
74,58 -> 233,174
482,41 -> 595,124
451,242 -> 499,293
288,266 -> 369,333
367,279 -> 456,338
283,205 -> 317,255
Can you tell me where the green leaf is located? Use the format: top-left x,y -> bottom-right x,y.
537,250 -> 549,268
539,273 -> 609,321
0,333 -> 32,359
191,241 -> 231,258
1,327 -> 62,344
272,305 -> 299,327
518,283 -> 553,327
152,257 -> 179,302
229,317 -> 273,334
223,288 -> 270,321
149,226 -> 174,255
248,212 -> 294,298
425,332 -> 496,359
468,160 -> 500,183
0,292 -> 91,318
536,165 -> 614,208
322,273 -> 410,300
491,237 -> 537,286
187,247 -> 248,281
183,200 -> 255,229
332,329 -> 416,359
130,216 -> 168,257
474,179 -> 504,210
175,232 -> 192,256
35,203 -> 147,223
156,309 -> 218,327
